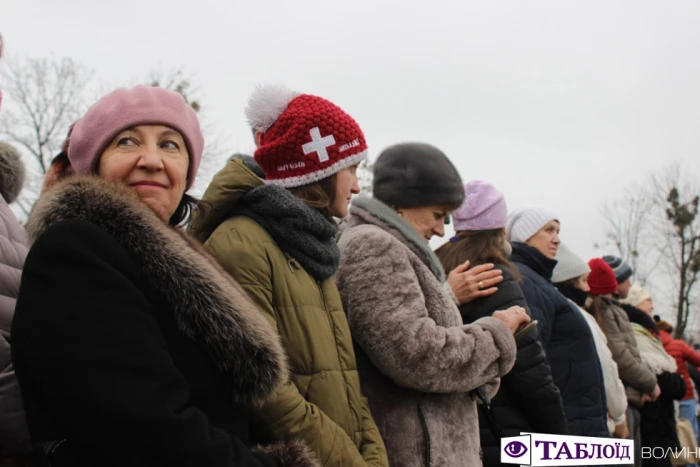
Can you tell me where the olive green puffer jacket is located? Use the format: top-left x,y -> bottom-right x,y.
190,159 -> 387,467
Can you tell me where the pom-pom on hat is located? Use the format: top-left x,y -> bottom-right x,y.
0,141 -> 25,203
245,84 -> 367,188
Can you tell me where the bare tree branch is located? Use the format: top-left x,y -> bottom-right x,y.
0,55 -> 93,217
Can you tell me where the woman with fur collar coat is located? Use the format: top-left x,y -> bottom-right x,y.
336,143 -> 522,467
11,86 -> 317,467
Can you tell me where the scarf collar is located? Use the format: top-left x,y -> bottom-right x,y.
510,242 -> 558,281
348,196 -> 446,282
237,184 -> 340,281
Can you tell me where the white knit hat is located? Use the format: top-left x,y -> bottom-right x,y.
506,207 -> 559,243
552,243 -> 591,283
621,285 -> 652,307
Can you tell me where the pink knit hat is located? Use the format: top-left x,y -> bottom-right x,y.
453,180 -> 508,231
68,85 -> 204,190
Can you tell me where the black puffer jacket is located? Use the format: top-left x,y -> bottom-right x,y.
510,243 -> 609,438
623,304 -> 686,467
459,264 -> 568,466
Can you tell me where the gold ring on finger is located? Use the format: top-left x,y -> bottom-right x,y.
478,281 -> 484,290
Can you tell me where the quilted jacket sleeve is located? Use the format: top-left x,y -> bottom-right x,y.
0,199 -> 31,453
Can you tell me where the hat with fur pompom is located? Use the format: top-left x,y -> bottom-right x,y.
245,84 -> 367,187
0,141 -> 25,203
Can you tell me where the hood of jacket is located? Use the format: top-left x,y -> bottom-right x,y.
190,158 -> 264,244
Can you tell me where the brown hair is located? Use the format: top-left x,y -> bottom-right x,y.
586,296 -> 608,337
556,277 -> 581,290
435,229 -> 519,279
288,174 -> 337,218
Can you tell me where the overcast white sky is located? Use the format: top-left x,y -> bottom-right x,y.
3,0 -> 700,281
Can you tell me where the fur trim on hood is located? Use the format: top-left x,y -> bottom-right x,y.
27,176 -> 288,407
0,142 -> 25,203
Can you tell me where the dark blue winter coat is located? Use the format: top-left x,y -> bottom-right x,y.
510,243 -> 609,438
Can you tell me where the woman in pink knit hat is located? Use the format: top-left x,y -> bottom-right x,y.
435,181 -> 567,466
12,86 -> 318,467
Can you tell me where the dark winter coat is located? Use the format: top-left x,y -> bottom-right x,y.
11,177 -> 319,467
510,242 -> 609,438
336,196 -> 517,467
624,306 -> 685,467
455,264 -> 568,466
0,143 -> 31,454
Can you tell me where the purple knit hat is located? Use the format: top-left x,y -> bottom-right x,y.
452,180 -> 508,232
68,85 -> 204,190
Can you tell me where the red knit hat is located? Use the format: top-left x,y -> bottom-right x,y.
587,258 -> 618,295
245,84 -> 367,187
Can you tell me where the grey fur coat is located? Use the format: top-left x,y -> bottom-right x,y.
336,197 -> 517,467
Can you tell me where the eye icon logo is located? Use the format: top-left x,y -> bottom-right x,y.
504,441 -> 528,458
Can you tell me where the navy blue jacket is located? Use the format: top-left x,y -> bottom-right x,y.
510,243 -> 609,438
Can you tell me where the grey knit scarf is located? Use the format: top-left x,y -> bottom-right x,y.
236,184 -> 340,281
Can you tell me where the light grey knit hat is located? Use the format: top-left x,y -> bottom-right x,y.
506,207 -> 559,243
552,243 -> 591,283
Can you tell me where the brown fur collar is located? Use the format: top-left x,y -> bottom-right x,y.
27,176 -> 288,407
253,440 -> 320,467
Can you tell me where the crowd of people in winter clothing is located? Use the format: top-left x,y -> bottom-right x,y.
3,36 -> 700,467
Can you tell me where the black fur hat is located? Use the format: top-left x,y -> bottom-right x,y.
372,142 -> 464,210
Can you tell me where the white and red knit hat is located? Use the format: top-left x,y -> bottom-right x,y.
245,84 -> 367,187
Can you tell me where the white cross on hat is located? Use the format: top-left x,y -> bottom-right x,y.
302,127 -> 336,163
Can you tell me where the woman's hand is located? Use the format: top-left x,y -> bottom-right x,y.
612,420 -> 629,439
492,306 -> 531,334
447,261 -> 504,305
650,384 -> 661,401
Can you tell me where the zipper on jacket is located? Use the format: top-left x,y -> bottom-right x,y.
49,438 -> 67,457
316,280 -> 336,348
417,403 -> 432,467
316,279 -> 360,432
